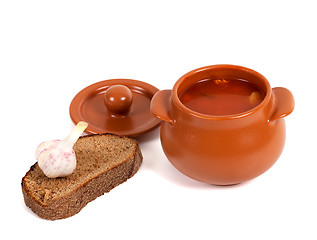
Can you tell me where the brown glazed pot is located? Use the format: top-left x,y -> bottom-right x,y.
150,65 -> 294,185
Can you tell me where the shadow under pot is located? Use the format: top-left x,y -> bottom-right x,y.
150,64 -> 294,186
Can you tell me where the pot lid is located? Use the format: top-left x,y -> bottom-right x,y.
69,79 -> 161,137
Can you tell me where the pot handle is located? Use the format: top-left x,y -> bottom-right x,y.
150,90 -> 175,124
269,87 -> 295,122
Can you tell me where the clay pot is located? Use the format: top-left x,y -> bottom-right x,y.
150,65 -> 294,185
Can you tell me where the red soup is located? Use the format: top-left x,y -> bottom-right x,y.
179,79 -> 265,116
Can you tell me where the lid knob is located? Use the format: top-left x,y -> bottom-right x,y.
104,85 -> 133,115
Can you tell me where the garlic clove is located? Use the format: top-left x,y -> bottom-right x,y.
35,122 -> 88,178
37,142 -> 76,178
35,140 -> 59,159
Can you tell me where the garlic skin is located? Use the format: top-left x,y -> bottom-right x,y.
36,140 -> 76,178
35,122 -> 88,178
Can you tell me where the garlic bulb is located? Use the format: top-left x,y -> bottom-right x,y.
35,122 -> 88,178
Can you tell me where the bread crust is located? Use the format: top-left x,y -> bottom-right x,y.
21,134 -> 142,220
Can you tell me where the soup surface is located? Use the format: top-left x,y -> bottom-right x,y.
179,79 -> 265,116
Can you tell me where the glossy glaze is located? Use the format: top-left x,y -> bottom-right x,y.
104,85 -> 133,115
70,79 -> 161,137
151,65 -> 294,185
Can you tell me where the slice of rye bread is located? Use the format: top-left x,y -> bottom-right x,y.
22,133 -> 142,220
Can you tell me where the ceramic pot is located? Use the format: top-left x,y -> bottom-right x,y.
150,65 -> 294,185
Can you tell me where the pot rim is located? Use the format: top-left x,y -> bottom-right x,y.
172,64 -> 272,120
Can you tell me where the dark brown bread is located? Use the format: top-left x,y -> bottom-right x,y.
22,134 -> 142,220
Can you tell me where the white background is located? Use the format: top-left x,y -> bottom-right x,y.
1,0 -> 316,239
